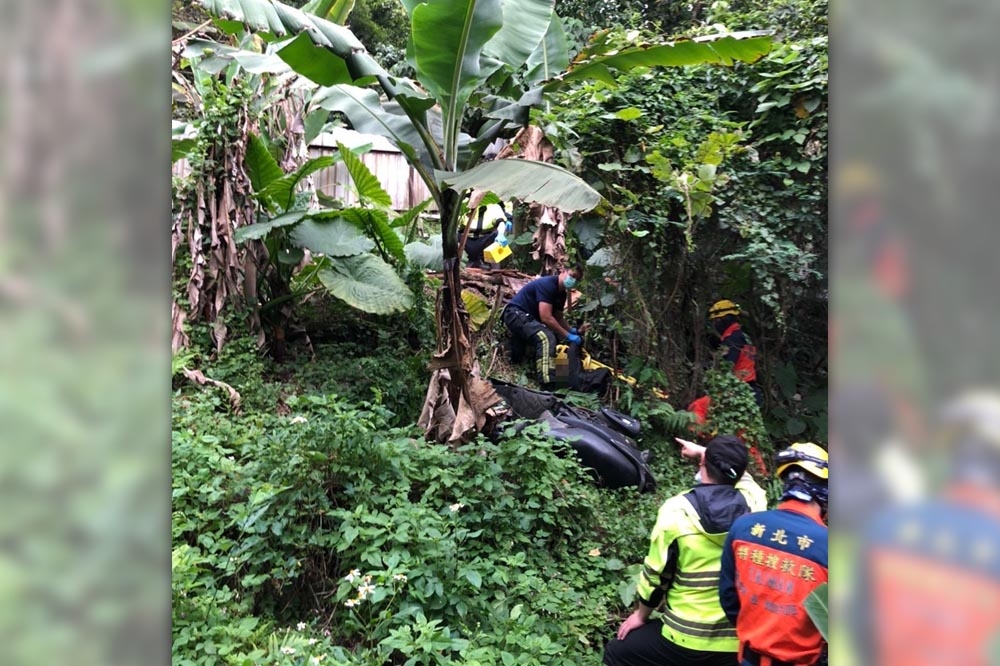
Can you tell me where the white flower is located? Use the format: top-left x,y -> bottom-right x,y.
280,646 -> 296,655
357,583 -> 376,599
296,622 -> 307,631
344,569 -> 361,583
392,573 -> 408,582
307,638 -> 318,645
344,598 -> 359,607
449,502 -> 465,513
311,657 -> 325,665
290,415 -> 308,424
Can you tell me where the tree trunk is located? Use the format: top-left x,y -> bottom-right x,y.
418,191 -> 502,443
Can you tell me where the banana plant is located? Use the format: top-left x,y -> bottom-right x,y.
237,133 -> 416,317
197,0 -> 772,441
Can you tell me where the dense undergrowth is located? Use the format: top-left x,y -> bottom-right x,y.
173,318 -> 707,666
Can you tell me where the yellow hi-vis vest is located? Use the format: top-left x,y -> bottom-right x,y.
637,475 -> 765,653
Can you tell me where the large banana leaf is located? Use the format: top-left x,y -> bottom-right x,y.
290,217 -> 375,256
524,13 -> 569,85
438,159 -> 602,213
318,254 -> 414,314
276,32 -> 352,85
555,31 -> 773,87
198,0 -> 385,84
484,0 -> 554,71
200,0 -> 363,51
301,0 -> 354,23
407,0 -> 505,165
312,85 -> 430,170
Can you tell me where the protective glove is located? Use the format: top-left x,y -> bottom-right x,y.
569,327 -> 578,336
566,332 -> 582,345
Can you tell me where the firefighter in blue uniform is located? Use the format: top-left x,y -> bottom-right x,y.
502,265 -> 584,388
719,442 -> 829,666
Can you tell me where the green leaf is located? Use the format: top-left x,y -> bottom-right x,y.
246,133 -> 285,194
172,138 -> 196,163
339,208 -> 405,264
276,32 -> 352,86
438,159 -> 601,213
337,142 -> 392,208
404,237 -> 444,270
408,0 -> 504,161
463,569 -> 483,589
234,210 -> 309,242
804,583 -> 828,641
199,0 -> 365,52
613,107 -> 643,121
291,217 -> 375,256
524,13 -> 569,85
312,85 -> 430,170
262,156 -> 339,210
303,109 -> 329,145
785,418 -> 807,436
774,362 -> 797,400
462,290 -> 491,330
557,32 -> 772,85
318,255 -> 414,314
172,121 -> 197,163
301,0 -> 355,23
483,0 -> 555,71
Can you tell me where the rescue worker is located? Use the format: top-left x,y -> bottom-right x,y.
687,300 -> 762,442
603,435 -> 767,666
708,299 -> 762,404
719,442 -> 829,666
851,390 -> 1000,665
502,265 -> 585,388
460,199 -> 508,268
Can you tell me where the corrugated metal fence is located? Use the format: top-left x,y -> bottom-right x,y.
172,127 -> 435,212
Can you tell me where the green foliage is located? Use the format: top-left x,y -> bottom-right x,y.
703,364 -> 769,453
172,323 -> 728,665
537,7 -> 826,443
804,582 -> 828,640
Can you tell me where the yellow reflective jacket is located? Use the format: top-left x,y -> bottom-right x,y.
636,473 -> 766,652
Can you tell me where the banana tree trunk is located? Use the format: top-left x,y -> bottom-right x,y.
418,190 -> 503,443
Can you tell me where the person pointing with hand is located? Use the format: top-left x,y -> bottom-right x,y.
603,435 -> 766,666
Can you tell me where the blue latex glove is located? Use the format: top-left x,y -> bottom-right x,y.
566,332 -> 582,345
569,327 -> 579,336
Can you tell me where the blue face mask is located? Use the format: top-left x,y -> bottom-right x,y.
563,275 -> 578,289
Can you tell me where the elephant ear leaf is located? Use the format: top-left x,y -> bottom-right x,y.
337,142 -> 392,208
404,236 -> 444,270
263,156 -> 339,211
318,254 -> 414,314
246,133 -> 285,194
339,208 -> 405,265
291,217 -> 374,256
